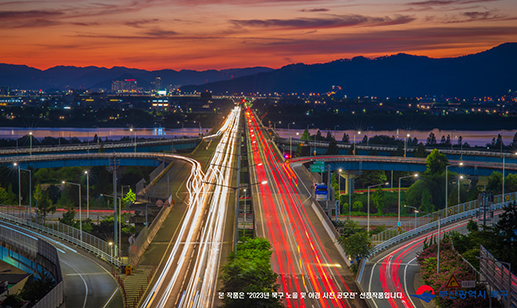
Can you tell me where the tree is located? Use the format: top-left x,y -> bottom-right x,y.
0,186 -> 10,204
486,171 -> 503,195
371,186 -> 386,215
220,238 -> 283,308
316,129 -> 323,141
326,135 -> 339,155
300,128 -> 310,142
424,149 -> 448,175
494,202 -> 517,266
361,135 -> 368,144
414,143 -> 427,158
339,232 -> 371,263
342,132 -> 350,143
325,131 -> 333,141
426,132 -> 436,146
34,186 -> 56,223
353,201 -> 363,212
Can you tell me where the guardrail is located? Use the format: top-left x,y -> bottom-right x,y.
0,209 -> 121,267
371,192 -> 517,246
0,223 -> 64,308
480,245 -> 517,308
357,195 -> 515,286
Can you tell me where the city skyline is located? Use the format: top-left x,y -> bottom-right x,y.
1,0 -> 516,71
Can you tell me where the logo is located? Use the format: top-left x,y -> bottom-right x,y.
410,285 -> 436,303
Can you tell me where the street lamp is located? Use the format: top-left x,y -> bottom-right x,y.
15,164 -> 32,220
109,241 -> 113,257
445,162 -> 463,217
458,175 -> 464,204
353,131 -> 361,155
14,162 -> 21,208
85,170 -> 89,219
367,182 -> 388,234
62,181 -> 82,241
404,133 -> 410,157
130,127 -> 136,152
288,122 -> 295,157
398,174 -> 418,229
274,121 -> 281,130
29,131 -> 33,156
404,205 -> 418,230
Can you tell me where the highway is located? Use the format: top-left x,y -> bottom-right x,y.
140,106 -> 241,308
246,107 -> 366,308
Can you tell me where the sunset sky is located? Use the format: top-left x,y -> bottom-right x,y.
1,0 -> 516,71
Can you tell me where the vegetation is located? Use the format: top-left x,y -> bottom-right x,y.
337,219 -> 371,273
220,237 -> 284,308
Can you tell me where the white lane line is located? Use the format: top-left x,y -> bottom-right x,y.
102,287 -> 119,308
61,259 -> 88,308
404,257 -> 418,308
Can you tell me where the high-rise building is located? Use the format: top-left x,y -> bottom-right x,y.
111,79 -> 137,93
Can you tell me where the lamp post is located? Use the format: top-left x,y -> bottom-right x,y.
445,162 -> 463,217
458,175 -> 464,204
29,131 -> 33,156
404,205 -> 418,230
404,133 -> 410,157
14,163 -> 21,208
353,131 -> 361,155
62,181 -> 82,241
109,241 -> 113,258
288,122 -> 295,157
85,170 -> 89,219
130,127 -> 136,152
367,182 -> 388,234
243,188 -> 247,233
274,121 -> 281,130
398,174 -> 418,229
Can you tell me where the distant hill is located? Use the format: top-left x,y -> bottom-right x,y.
181,43 -> 517,98
0,64 -> 273,91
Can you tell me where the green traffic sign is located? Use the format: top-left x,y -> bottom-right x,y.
310,165 -> 325,173
313,161 -> 325,165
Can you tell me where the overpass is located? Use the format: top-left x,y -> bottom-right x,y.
277,137 -> 517,163
289,154 -> 517,176
0,137 -> 200,157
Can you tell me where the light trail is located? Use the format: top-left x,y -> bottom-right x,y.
245,107 -> 352,308
140,106 -> 241,308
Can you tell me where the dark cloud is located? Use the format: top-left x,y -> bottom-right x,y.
142,28 -> 179,37
248,25 -> 517,57
125,19 -> 160,28
0,10 -> 63,20
407,0 -> 498,6
299,8 -> 330,12
230,14 -> 415,30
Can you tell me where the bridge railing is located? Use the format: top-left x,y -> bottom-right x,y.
0,208 -> 121,267
480,245 -> 517,308
369,192 -> 515,256
357,195 -> 514,286
371,191 -> 516,247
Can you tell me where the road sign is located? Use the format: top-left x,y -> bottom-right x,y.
446,275 -> 461,288
313,161 -> 325,165
310,164 -> 325,173
397,226 -> 402,232
461,280 -> 476,288
448,208 -> 453,215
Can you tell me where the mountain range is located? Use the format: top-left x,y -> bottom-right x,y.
181,42 -> 517,98
0,64 -> 273,91
1,43 -> 516,97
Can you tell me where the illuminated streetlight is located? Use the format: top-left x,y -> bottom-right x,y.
445,162 -> 463,217
398,174 -> 418,229
62,180 -> 82,240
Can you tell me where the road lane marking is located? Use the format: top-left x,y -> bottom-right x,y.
61,259 -> 88,308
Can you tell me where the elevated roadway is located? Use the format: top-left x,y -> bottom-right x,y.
247,107 -> 367,308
